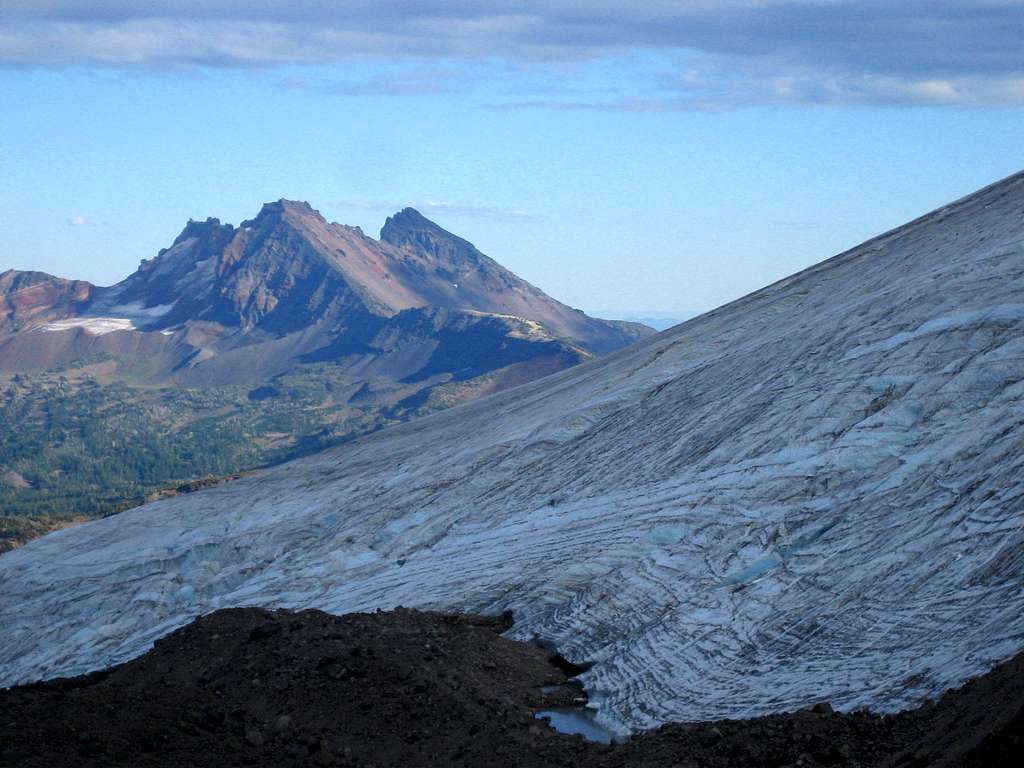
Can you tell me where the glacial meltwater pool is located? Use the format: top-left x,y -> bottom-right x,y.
534,708 -> 613,744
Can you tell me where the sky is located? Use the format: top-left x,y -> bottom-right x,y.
2,2 -> 1023,317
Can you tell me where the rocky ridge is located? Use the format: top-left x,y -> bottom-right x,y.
0,200 -> 649,383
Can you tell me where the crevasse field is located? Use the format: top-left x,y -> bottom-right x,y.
3,172 -> 1024,735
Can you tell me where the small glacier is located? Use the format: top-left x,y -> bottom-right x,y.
3,171 -> 1024,735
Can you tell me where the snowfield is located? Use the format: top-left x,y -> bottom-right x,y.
3,172 -> 1024,734
32,303 -> 178,336
34,317 -> 137,335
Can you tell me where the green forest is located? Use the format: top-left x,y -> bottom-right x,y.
0,366 -> 409,551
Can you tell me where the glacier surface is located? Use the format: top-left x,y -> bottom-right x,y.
3,172 -> 1024,734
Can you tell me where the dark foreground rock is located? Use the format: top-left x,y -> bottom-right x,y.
1,607 -> 1022,767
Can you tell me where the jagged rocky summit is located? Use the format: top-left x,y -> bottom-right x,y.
0,201 -> 649,385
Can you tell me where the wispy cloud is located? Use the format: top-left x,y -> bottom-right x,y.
66,215 -> 90,226
489,67 -> 1024,111
281,66 -> 472,97
2,2 -> 1023,107
418,201 -> 532,219
331,200 -> 533,221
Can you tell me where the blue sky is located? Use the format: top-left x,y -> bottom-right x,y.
2,2 -> 1023,315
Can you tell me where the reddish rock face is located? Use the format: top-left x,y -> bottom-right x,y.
0,270 -> 94,332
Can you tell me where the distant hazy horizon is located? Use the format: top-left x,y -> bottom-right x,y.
584,310 -> 697,331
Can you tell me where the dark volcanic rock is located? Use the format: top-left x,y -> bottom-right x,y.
1,607 -> 1023,768
0,607 -> 589,768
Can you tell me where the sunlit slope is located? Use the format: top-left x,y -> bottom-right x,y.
3,171 -> 1024,733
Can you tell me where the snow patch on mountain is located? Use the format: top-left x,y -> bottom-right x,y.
35,317 -> 136,335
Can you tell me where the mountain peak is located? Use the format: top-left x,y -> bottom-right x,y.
248,199 -> 323,226
40,196 -> 648,354
171,216 -> 232,248
380,207 -> 478,257
388,206 -> 430,225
